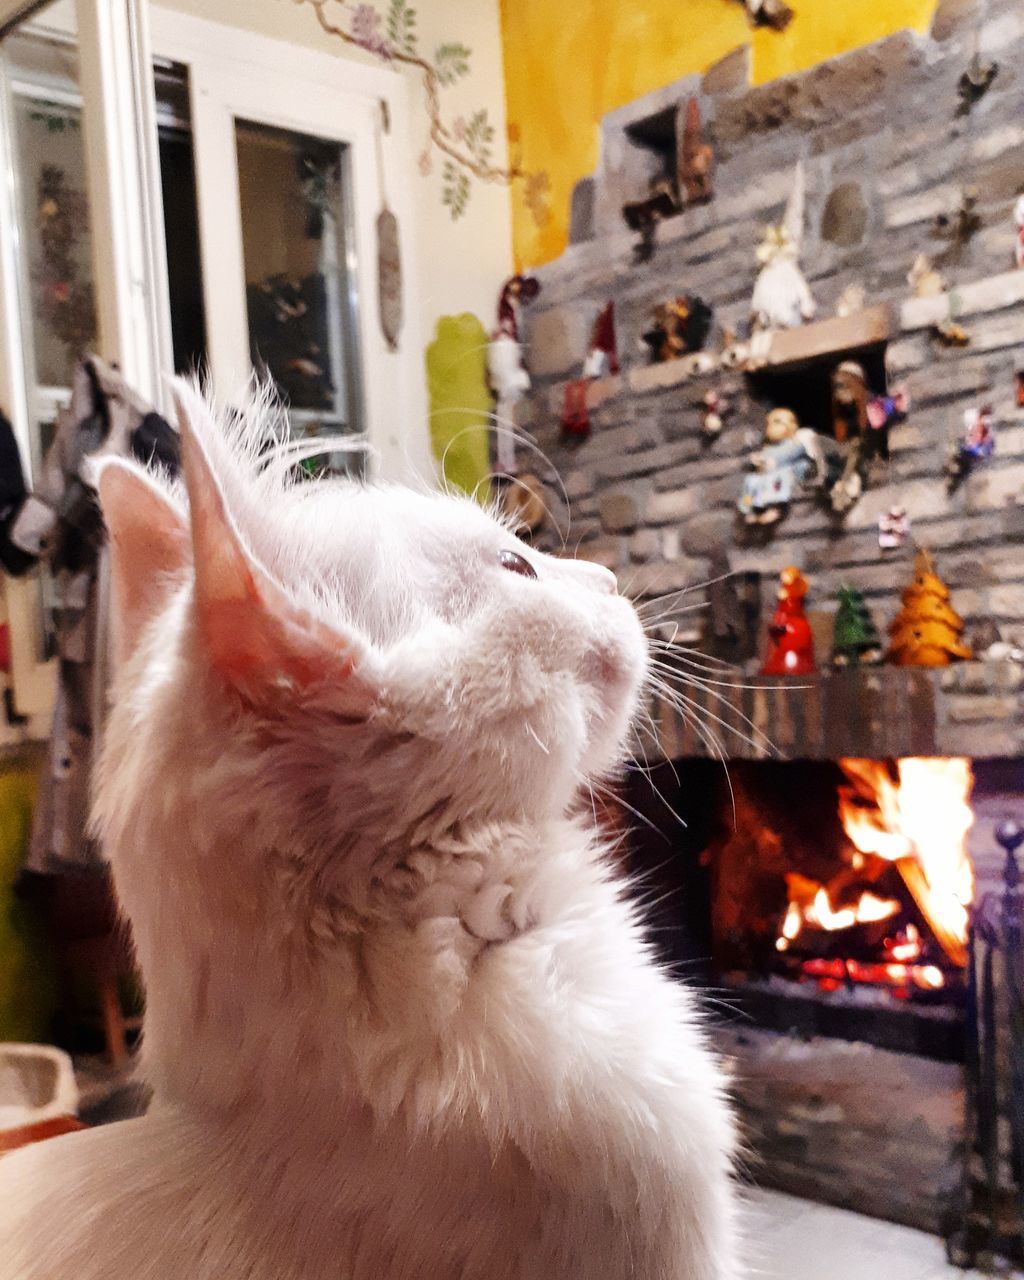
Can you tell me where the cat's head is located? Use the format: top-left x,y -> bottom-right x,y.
95,384 -> 647,864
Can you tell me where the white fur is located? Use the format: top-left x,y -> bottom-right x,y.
0,388 -> 739,1279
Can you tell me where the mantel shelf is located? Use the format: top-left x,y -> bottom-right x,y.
757,305 -> 894,371
648,661 -> 1024,763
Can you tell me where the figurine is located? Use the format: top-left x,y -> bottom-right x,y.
739,0 -> 794,30
1016,369 -> 1024,408
582,301 -> 619,379
561,380 -> 590,441
957,54 -> 998,115
946,403 -> 995,488
751,161 -> 816,331
888,549 -> 972,667
678,96 -> 714,206
831,361 -> 868,443
642,296 -> 713,362
487,274 -> 540,403
1015,195 -> 1024,270
832,586 -> 883,668
622,180 -> 678,262
762,567 -> 816,676
867,386 -> 910,435
908,254 -> 946,298
878,506 -> 910,551
935,319 -> 971,346
934,186 -> 981,250
701,389 -> 733,439
738,407 -> 822,525
836,284 -> 866,317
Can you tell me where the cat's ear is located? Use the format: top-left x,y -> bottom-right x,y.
174,385 -> 376,708
95,459 -> 190,665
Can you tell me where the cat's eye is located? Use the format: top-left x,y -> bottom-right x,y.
498,549 -> 537,579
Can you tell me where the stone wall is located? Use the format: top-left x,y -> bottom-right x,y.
716,1024 -> 964,1233
515,0 -> 1024,758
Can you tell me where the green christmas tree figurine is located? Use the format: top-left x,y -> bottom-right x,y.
832,586 -> 883,667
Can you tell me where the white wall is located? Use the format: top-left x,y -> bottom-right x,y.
159,0 -> 514,342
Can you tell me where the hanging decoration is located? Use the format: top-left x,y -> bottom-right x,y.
295,0 -> 545,224
878,506 -> 910,551
751,160 -> 816,332
832,586 -> 883,668
701,389 -> 733,440
762,567 -> 816,676
642,296 -> 713,363
425,313 -> 493,502
945,403 -> 995,490
373,102 -> 403,353
737,407 -> 821,525
888,549 -> 973,667
582,302 -> 619,379
678,96 -> 714,206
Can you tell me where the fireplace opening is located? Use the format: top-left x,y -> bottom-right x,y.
621,755 -> 976,1061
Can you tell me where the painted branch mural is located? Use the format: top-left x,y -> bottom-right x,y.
296,0 -> 548,223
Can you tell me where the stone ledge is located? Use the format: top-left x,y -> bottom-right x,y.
900,268 -> 1024,332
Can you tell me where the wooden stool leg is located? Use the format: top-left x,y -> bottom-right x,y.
97,971 -> 127,1068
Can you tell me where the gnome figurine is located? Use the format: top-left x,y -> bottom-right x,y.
582,301 -> 619,379
751,160 -> 816,331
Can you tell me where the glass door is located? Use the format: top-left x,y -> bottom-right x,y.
150,6 -> 428,487
0,0 -> 168,717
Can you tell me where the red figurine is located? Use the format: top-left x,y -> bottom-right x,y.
762,566 -> 817,676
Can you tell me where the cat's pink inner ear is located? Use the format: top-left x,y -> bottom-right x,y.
96,459 -> 190,665
174,386 -> 363,695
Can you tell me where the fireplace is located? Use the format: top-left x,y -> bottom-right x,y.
618,753 -> 1018,1235
709,756 -> 973,1059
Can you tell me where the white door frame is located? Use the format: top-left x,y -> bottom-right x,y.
148,6 -> 431,488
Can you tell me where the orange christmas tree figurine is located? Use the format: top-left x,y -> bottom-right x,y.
762,567 -> 817,676
888,549 -> 973,667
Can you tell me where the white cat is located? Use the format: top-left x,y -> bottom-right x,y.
0,383 -> 739,1280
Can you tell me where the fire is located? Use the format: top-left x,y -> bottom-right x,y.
775,758 -> 975,986
837,758 -> 974,965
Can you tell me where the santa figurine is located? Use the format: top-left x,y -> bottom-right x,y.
487,274 -> 540,404
762,567 -> 817,676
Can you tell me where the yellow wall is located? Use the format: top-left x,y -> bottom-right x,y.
501,0 -> 940,269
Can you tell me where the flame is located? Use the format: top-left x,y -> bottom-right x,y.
774,758 -> 974,983
838,758 -> 974,965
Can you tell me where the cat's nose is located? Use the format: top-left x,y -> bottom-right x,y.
576,562 -> 618,595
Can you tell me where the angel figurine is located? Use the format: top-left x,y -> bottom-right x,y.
751,160 -> 816,331
738,407 -> 822,524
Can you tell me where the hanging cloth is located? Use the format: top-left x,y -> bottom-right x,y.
16,357 -> 179,876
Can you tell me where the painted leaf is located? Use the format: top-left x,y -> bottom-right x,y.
386,0 -> 417,55
435,42 -> 472,86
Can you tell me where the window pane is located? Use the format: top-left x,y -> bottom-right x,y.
5,11 -> 97,461
234,118 -> 364,475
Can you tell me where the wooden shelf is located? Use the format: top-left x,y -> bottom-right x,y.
758,305 -> 894,371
